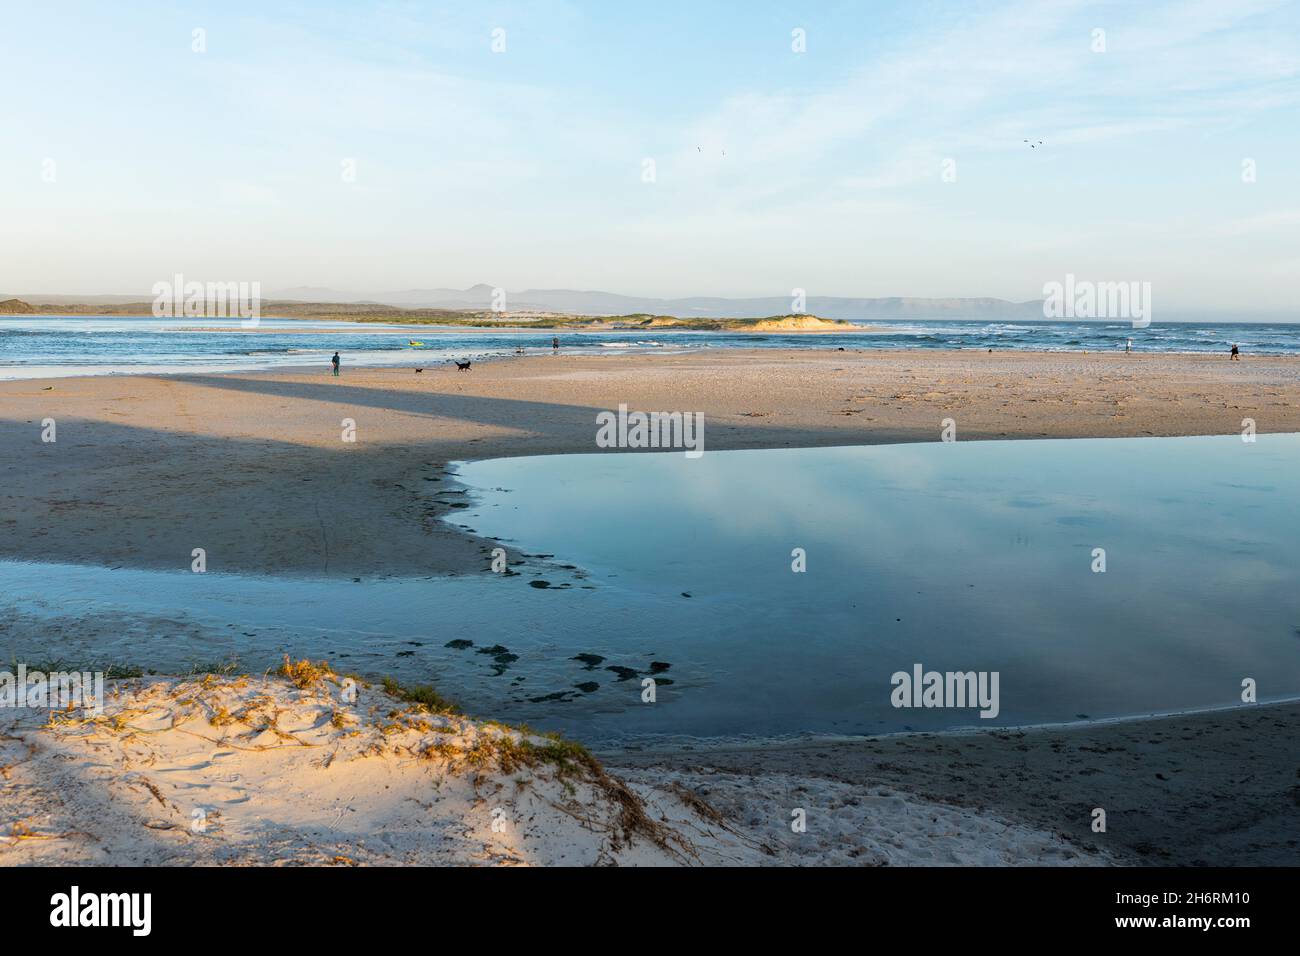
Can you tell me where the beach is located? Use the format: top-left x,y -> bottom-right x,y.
3,348 -> 1297,576
2,347 -> 1298,866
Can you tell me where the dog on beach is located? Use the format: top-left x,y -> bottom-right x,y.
414,367 -> 424,373
454,360 -> 472,371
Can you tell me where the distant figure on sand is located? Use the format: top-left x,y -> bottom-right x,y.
331,352 -> 340,376
1230,343 -> 1240,361
1125,338 -> 1132,353
552,336 -> 559,352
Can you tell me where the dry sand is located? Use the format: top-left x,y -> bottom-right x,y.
2,348 -> 1297,866
0,671 -> 1105,866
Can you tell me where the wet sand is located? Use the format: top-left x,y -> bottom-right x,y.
608,700 -> 1300,866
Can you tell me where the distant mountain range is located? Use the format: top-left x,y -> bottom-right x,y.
1,285 -> 1043,320
261,285 -> 1046,320
3,287 -> 1286,322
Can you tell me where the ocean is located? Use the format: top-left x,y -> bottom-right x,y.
1,315 -> 1296,380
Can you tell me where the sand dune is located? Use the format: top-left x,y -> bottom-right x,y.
0,666 -> 1104,866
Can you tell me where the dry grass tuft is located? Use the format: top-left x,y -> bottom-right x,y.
668,782 -> 731,829
380,677 -> 459,715
274,656 -> 337,691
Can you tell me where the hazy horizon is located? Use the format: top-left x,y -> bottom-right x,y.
2,284 -> 1295,323
3,1 -> 1298,309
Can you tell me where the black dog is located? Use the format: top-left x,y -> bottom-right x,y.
454,360 -> 472,371
414,367 -> 424,373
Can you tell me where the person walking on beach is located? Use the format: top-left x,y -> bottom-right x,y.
552,336 -> 559,353
1230,343 -> 1240,361
331,351 -> 341,376
1125,338 -> 1132,353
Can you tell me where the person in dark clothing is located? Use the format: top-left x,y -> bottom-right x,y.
331,351 -> 341,376
552,336 -> 559,352
1230,343 -> 1240,361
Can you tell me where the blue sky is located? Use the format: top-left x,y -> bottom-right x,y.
2,0 -> 1298,311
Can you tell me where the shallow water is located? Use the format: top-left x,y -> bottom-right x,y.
2,435 -> 1298,745
452,434 -> 1300,741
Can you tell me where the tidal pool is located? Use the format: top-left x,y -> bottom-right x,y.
3,434 -> 1297,746
453,434 -> 1300,742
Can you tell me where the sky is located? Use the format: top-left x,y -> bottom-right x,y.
2,0 -> 1298,311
